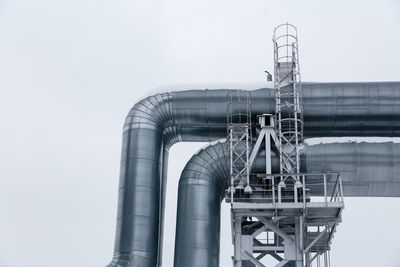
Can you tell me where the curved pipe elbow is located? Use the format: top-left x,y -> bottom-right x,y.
174,141 -> 229,267
123,92 -> 183,149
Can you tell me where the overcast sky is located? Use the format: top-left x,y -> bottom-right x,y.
1,0 -> 400,266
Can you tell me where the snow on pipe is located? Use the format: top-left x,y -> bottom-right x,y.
174,140 -> 400,267
107,82 -> 400,267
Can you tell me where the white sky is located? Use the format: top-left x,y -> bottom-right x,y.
0,0 -> 400,266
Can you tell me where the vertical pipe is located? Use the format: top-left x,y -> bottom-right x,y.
174,176 -> 222,267
109,127 -> 163,267
173,142 -> 228,267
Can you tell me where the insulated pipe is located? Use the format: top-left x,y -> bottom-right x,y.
174,141 -> 229,267
304,141 -> 400,196
174,141 -> 400,267
107,82 -> 400,267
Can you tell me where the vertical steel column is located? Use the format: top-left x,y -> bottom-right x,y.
234,216 -> 242,267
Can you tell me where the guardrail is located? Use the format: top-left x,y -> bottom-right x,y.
228,172 -> 344,208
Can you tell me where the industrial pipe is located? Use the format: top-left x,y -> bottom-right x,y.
107,82 -> 400,267
174,140 -> 400,267
174,141 -> 229,267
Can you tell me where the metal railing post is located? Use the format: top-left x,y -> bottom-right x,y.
302,175 -> 306,209
338,173 -> 344,202
323,173 -> 327,207
230,128 -> 234,203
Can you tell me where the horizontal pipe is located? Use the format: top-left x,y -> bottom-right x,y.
303,141 -> 400,196
108,82 -> 400,267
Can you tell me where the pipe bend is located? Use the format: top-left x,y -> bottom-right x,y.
179,141 -> 230,192
123,92 -> 181,149
174,141 -> 229,267
109,92 -> 178,267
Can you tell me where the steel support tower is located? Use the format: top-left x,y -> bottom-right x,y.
227,92 -> 252,194
227,24 -> 344,267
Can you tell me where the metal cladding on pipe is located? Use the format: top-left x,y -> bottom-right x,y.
303,82 -> 400,137
174,141 -> 400,267
107,82 -> 400,267
174,141 -> 229,267
304,141 -> 400,196
108,94 -> 174,267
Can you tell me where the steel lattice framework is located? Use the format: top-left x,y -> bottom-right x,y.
228,92 -> 252,194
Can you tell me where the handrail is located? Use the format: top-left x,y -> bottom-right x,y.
264,171 -> 340,178
228,171 -> 344,206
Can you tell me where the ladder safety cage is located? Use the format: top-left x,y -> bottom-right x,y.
273,23 -> 303,182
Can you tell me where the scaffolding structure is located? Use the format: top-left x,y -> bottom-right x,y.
227,24 -> 344,267
227,92 -> 252,194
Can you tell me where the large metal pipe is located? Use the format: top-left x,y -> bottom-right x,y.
107,82 -> 400,267
304,141 -> 400,196
174,141 -> 229,267
174,140 -> 400,267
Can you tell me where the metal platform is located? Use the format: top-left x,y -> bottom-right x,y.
226,172 -> 344,267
